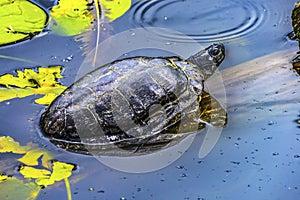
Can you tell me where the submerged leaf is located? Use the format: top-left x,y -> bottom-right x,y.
100,0 -> 131,21
0,136 -> 30,154
50,0 -> 94,36
0,0 -> 49,46
0,175 -> 40,200
0,66 -> 67,105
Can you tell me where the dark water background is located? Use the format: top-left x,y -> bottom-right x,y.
0,0 -> 300,199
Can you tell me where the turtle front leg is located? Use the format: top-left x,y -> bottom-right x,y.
196,91 -> 227,129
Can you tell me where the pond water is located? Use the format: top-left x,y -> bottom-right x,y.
0,0 -> 300,199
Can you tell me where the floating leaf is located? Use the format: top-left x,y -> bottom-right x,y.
19,166 -> 51,179
0,136 -> 53,168
0,66 -> 67,105
0,0 -> 49,46
0,136 -> 75,199
50,0 -> 94,36
19,161 -> 75,188
0,174 -> 40,200
0,174 -> 10,182
18,149 -> 53,169
35,161 -> 75,187
100,0 -> 131,21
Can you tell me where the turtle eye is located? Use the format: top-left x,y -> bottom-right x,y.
209,48 -> 221,57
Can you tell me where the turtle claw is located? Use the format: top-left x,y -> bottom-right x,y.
194,118 -> 213,127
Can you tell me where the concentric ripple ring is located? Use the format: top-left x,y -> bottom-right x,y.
130,0 -> 268,42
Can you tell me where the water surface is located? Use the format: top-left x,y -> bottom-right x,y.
0,0 -> 299,199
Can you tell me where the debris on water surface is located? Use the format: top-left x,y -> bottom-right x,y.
50,56 -> 58,60
180,173 -> 187,177
267,121 -> 275,125
176,165 -> 185,169
230,161 -> 240,165
62,55 -> 73,63
263,136 -> 273,140
272,152 -> 279,156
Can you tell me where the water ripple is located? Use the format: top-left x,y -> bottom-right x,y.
130,0 -> 269,42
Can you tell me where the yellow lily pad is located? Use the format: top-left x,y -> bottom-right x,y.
100,0 -> 131,21
0,136 -> 76,199
35,161 -> 75,187
19,160 -> 75,188
0,0 -> 49,46
50,0 -> 131,36
50,0 -> 94,36
0,136 -> 30,154
18,149 -> 53,169
0,66 -> 67,105
19,166 -> 51,179
0,136 -> 53,168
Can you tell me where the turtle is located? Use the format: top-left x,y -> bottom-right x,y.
40,43 -> 227,156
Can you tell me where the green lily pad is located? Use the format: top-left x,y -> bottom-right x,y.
0,0 -> 49,47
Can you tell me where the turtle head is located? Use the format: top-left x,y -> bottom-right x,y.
206,43 -> 225,66
40,108 -> 80,142
187,43 -> 225,79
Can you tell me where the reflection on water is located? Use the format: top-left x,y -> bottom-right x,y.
130,0 -> 267,42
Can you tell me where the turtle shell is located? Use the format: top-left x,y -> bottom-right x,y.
40,54 -> 226,156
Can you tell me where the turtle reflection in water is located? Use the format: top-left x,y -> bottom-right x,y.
40,43 -> 227,156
